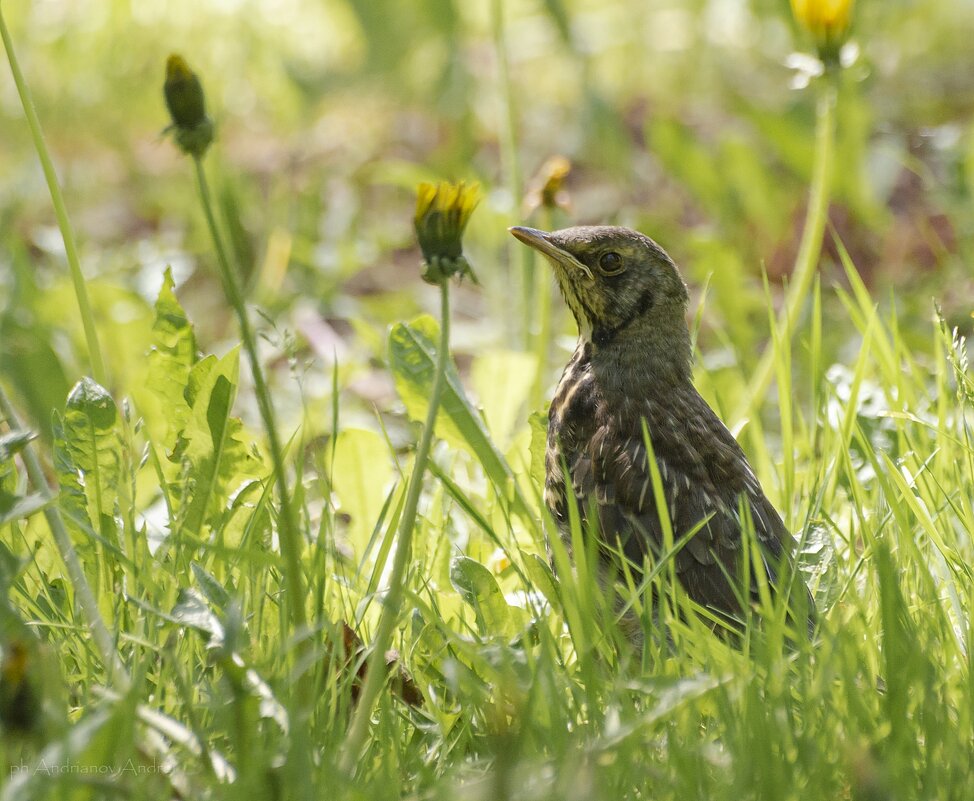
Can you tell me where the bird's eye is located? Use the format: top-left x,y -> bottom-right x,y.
598,251 -> 625,275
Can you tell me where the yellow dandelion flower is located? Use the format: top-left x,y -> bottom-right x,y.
413,181 -> 482,285
790,0 -> 854,62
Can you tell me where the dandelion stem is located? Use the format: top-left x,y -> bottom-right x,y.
0,6 -> 107,386
490,0 -> 532,347
0,387 -> 128,688
191,156 -> 309,652
340,280 -> 451,773
732,82 -> 836,425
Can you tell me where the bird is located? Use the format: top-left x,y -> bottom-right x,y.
509,224 -> 814,639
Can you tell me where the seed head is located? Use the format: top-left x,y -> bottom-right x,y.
413,181 -> 481,285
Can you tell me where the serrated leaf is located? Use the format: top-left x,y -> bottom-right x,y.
154,267 -> 198,351
331,429 -> 393,558
389,316 -> 529,518
184,352 -> 219,409
52,410 -> 94,539
175,347 -> 262,538
140,267 -> 197,448
449,555 -> 515,639
52,378 -> 120,539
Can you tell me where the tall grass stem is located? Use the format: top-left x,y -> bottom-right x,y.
491,0 -> 532,346
732,82 -> 836,425
340,280 -> 451,773
0,8 -> 107,386
191,157 -> 309,657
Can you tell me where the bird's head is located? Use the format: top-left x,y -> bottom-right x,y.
510,225 -> 690,363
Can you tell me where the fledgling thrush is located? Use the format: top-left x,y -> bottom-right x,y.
510,225 -> 814,636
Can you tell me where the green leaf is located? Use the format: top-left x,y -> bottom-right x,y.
331,428 -> 393,558
0,430 -> 35,462
53,377 -> 120,539
389,315 -> 529,518
175,347 -> 262,538
139,267 -> 197,449
449,555 -> 515,639
0,432 -> 42,527
192,561 -> 232,610
471,349 -> 536,450
0,492 -> 48,526
521,550 -> 560,609
171,587 -> 225,644
52,411 -> 93,539
0,540 -> 23,597
153,267 -> 197,358
0,315 -> 70,441
217,478 -> 273,552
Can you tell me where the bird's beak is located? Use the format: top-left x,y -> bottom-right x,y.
508,226 -> 594,280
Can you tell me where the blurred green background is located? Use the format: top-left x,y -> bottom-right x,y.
1,0 -> 973,435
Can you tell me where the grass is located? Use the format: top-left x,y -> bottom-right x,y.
3,206 -> 973,801
1,1 -> 974,799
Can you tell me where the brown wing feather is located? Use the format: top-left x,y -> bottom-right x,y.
550,377 -> 801,619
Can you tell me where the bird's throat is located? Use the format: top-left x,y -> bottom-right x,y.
589,320 -> 693,399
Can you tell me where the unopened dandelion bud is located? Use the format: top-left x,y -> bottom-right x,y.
164,54 -> 214,158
